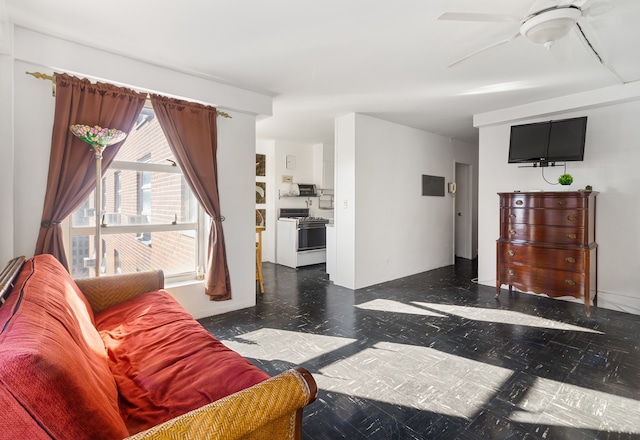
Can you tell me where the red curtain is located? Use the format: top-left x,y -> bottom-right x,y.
149,95 -> 232,301
34,73 -> 146,269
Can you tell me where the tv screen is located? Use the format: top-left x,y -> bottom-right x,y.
508,121 -> 550,163
547,117 -> 587,162
508,116 -> 587,164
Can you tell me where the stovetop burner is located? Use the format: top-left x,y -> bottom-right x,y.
298,216 -> 328,222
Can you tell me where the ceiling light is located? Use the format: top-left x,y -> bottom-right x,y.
520,7 -> 582,47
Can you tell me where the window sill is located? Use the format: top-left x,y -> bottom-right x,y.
166,278 -> 205,289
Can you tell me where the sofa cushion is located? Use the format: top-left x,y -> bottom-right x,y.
95,290 -> 270,435
0,255 -> 129,440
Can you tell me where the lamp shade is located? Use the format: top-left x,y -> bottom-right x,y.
520,7 -> 582,45
69,124 -> 127,148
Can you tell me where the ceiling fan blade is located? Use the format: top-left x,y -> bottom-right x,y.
448,33 -> 521,67
526,0 -> 561,16
438,12 -> 519,22
549,0 -> 593,10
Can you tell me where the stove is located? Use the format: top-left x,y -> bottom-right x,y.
277,208 -> 329,266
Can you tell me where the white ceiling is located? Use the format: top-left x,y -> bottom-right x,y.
4,0 -> 640,145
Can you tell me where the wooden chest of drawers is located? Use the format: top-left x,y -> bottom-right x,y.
496,191 -> 598,315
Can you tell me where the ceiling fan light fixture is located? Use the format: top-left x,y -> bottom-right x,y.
520,7 -> 582,45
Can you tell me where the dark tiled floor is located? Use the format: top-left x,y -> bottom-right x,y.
198,259 -> 640,439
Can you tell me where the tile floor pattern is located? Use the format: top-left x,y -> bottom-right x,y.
198,260 -> 640,439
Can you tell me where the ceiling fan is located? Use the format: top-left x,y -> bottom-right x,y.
439,0 -> 613,67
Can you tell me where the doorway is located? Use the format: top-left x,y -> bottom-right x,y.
454,162 -> 473,259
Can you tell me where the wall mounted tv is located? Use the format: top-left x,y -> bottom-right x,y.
508,116 -> 587,166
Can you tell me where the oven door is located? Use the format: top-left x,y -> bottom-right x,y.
297,224 -> 326,251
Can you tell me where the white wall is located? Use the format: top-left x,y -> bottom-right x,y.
3,26 -> 271,319
0,28 -> 14,265
334,113 -> 477,290
476,83 -> 640,315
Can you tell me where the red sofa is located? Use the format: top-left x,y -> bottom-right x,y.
0,254 -> 316,439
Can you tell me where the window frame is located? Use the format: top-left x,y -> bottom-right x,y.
65,157 -> 206,283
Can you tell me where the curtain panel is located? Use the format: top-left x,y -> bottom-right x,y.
149,95 -> 232,301
34,73 -> 146,270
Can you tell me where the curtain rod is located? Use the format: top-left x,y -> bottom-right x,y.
25,71 -> 232,119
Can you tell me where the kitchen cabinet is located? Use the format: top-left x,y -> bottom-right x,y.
313,144 -> 334,190
496,191 -> 598,315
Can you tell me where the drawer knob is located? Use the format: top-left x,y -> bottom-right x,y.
508,229 -> 516,236
565,279 -> 576,286
567,233 -> 577,240
557,200 -> 567,206
515,200 -> 523,206
565,257 -> 576,264
507,250 -> 515,256
509,213 -> 516,219
567,214 -> 577,221
508,269 -> 515,276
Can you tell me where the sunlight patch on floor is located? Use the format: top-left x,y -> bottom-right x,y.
316,341 -> 513,420
509,377 -> 640,433
221,328 -> 356,364
412,302 -> 603,334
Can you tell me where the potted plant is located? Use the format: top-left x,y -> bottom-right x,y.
558,174 -> 573,186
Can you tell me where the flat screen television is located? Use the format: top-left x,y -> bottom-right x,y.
508,116 -> 587,165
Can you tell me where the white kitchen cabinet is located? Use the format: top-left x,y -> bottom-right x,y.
313,144 -> 334,190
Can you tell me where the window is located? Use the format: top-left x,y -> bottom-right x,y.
114,171 -> 121,212
136,154 -> 152,245
137,154 -> 152,215
101,177 -> 107,214
67,106 -> 203,280
114,249 -> 121,274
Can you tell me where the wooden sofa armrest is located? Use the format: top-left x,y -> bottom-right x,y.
125,367 -> 318,440
75,270 -> 164,313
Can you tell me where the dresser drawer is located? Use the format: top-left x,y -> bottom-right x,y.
499,264 -> 585,299
500,194 -> 588,209
538,196 -> 587,209
500,195 -> 536,208
501,208 -> 585,227
501,224 -> 586,245
498,242 -> 585,272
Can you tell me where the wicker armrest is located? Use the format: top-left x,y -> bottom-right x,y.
75,270 -> 164,313
125,367 -> 318,440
